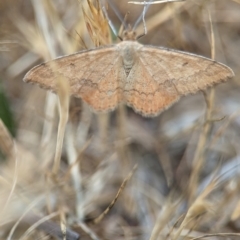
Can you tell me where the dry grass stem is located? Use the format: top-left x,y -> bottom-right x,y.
77,221 -> 100,240
18,212 -> 59,240
7,196 -> 44,240
52,74 -> 70,174
188,8 -> 216,202
0,119 -> 14,157
129,0 -> 185,5
0,0 -> 239,239
93,164 -> 138,224
191,232 -> 240,240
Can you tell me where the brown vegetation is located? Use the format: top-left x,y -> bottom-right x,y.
0,0 -> 240,239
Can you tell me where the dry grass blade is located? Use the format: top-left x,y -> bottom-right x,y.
0,119 -> 14,157
188,7 -> 216,202
0,0 -> 239,239
0,120 -> 19,218
77,221 -> 100,240
83,0 -> 111,46
13,15 -> 50,60
18,212 -> 59,240
52,74 -> 70,174
93,164 -> 138,224
7,196 -> 44,240
21,213 -> 80,240
150,199 -> 180,240
128,0 -> 185,4
191,232 -> 240,240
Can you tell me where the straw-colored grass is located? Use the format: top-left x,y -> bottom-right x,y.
0,0 -> 240,239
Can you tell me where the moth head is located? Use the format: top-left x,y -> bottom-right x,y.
122,30 -> 137,41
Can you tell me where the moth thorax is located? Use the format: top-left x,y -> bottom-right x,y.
122,45 -> 136,76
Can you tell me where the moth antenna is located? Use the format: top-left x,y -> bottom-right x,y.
105,0 -> 127,28
101,0 -> 129,39
132,0 -> 185,33
133,0 -> 153,31
136,3 -> 148,39
101,4 -> 118,37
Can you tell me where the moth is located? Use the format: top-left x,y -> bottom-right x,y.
24,30 -> 234,117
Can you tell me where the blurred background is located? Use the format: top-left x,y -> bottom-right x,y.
0,0 -> 240,239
